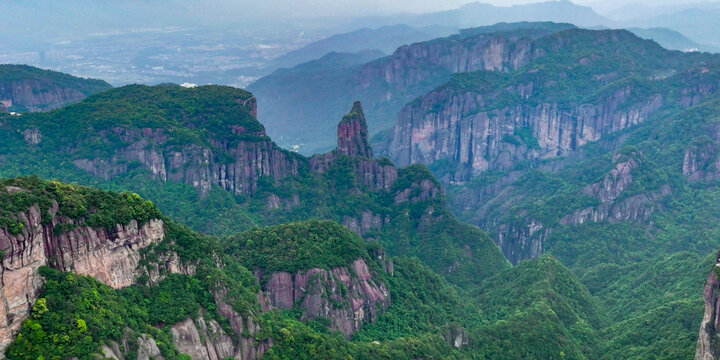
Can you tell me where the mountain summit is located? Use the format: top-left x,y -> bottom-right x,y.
337,101 -> 373,158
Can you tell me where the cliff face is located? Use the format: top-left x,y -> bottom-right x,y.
258,258 -> 390,338
696,253 -> 720,360
0,202 -> 164,354
0,80 -> 87,112
388,30 -> 719,181
390,84 -> 663,180
356,31 -> 541,92
0,65 -> 112,112
249,23 -> 572,155
388,30 -> 720,264
337,101 -> 373,158
3,85 -> 300,197
71,124 -> 299,196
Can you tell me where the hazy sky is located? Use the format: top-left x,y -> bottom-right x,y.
229,0 -> 718,17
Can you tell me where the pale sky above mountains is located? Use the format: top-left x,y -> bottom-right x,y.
230,0 -> 717,17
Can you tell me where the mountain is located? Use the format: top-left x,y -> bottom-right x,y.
268,25 -> 456,70
341,1 -> 608,30
627,27 -> 717,52
0,85 -> 611,358
249,22 -> 576,155
378,27 -> 720,263
626,8 -> 720,48
414,1 -> 607,28
0,177 -> 457,359
387,28 -> 719,181
0,67 -> 713,358
0,175 -> 625,359
0,85 -> 509,288
0,65 -> 111,112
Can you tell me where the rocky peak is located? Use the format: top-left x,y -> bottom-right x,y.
696,251 -> 720,360
337,101 -> 373,158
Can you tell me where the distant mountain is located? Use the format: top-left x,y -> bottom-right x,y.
0,64 -> 111,112
249,22 -> 575,155
268,24 -> 456,70
627,27 -> 716,52
415,0 -> 607,28
605,1 -> 720,22
271,50 -> 385,76
626,8 -> 720,48
337,0 -> 607,31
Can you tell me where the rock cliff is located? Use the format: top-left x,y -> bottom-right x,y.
72,124 -> 299,196
258,258 -> 390,338
696,253 -> 720,360
249,23 -> 573,155
0,64 -> 111,112
391,29 -> 720,264
337,101 -> 373,158
0,201 -> 163,354
390,82 -> 664,180
2,85 -> 300,197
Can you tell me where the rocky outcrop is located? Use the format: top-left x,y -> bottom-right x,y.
495,221 -> 549,265
102,332 -> 164,360
342,211 -> 389,237
696,252 -> 720,360
72,126 -> 299,196
0,203 -> 164,354
444,325 -> 469,349
310,101 -> 399,192
170,314 -> 270,360
0,80 -> 88,112
357,31 -> 541,92
257,258 -> 390,338
0,65 -> 111,112
390,83 -> 664,181
683,129 -> 720,183
337,101 -> 373,158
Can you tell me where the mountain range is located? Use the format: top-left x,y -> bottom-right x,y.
3,19 -> 720,360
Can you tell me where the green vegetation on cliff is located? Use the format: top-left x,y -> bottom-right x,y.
226,220 -> 370,272
0,176 -> 160,235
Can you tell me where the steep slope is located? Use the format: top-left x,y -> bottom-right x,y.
0,177 -> 473,360
697,251 -> 720,360
248,22 -> 575,155
0,178 -> 269,360
0,84 -> 300,197
469,255 -> 606,359
0,65 -> 111,112
388,28 -> 720,181
448,90 -> 720,265
0,86 -> 509,287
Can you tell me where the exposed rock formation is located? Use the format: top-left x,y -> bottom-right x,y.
0,64 -> 111,112
0,203 -> 164,354
257,259 -> 390,338
390,83 -> 664,181
683,128 -> 720,183
337,101 -> 373,158
72,126 -> 299,196
696,252 -> 720,360
356,30 -> 544,92
310,101 -> 399,193
444,325 -> 469,349
102,333 -> 164,360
